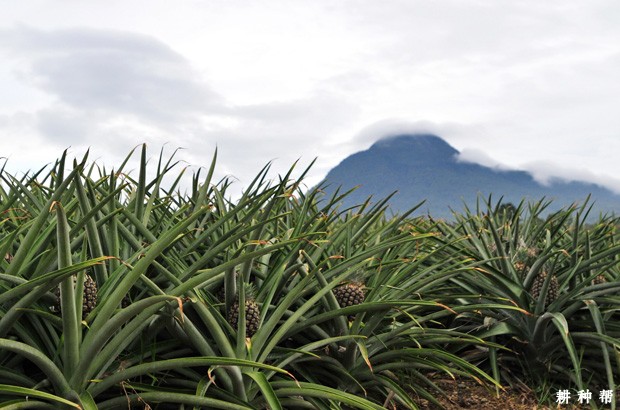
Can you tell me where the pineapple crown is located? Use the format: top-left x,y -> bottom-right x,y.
347,271 -> 367,285
542,261 -> 555,276
349,277 -> 366,286
238,282 -> 258,302
514,239 -> 538,262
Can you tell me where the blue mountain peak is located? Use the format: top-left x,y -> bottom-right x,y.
368,134 -> 459,165
320,133 -> 620,219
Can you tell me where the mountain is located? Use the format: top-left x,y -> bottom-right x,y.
319,134 -> 620,219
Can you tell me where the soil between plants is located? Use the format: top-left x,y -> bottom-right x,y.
414,375 -> 553,410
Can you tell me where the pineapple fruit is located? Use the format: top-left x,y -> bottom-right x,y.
530,271 -> 559,309
333,281 -> 366,321
82,274 -> 98,316
226,283 -> 260,337
53,274 -> 98,319
227,297 -> 261,337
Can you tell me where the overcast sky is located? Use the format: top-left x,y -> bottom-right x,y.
1,1 -> 619,194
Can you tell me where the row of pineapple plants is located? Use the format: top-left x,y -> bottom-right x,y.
2,146 -> 620,408
0,147 -> 497,409
432,197 -> 620,405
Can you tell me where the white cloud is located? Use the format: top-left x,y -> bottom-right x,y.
455,149 -> 514,171
2,26 -> 223,121
0,25 -> 365,190
525,160 -> 620,194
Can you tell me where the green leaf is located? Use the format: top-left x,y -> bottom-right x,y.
355,340 -> 373,373
97,391 -> 253,409
0,257 -> 111,305
0,339 -> 70,396
245,371 -> 282,410
51,201 -> 80,377
88,356 -> 291,398
78,391 -> 98,410
549,312 -> 584,390
272,381 -> 385,409
0,385 -> 80,408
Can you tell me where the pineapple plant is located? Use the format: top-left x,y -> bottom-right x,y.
10,146 -> 620,408
333,281 -> 366,321
3,146 -> 440,408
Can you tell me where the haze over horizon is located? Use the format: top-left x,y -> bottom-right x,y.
1,1 -> 619,194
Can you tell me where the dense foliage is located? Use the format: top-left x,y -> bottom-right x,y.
1,147 -> 619,408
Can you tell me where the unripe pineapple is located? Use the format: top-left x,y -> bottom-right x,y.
527,248 -> 538,258
514,261 -> 528,274
333,282 -> 366,321
228,298 -> 261,337
53,274 -> 98,319
82,275 -> 98,316
530,271 -> 558,309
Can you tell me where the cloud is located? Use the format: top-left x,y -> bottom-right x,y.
0,26 -> 230,181
525,160 -> 620,194
349,119 -> 484,149
1,26 -> 223,126
34,108 -> 94,145
233,92 -> 360,138
176,92 -> 361,189
1,1 -> 620,199
0,25 -> 365,190
455,148 -> 514,171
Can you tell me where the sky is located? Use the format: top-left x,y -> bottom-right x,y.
1,1 -> 619,195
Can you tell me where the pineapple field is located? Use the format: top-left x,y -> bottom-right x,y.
2,146 -> 620,409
